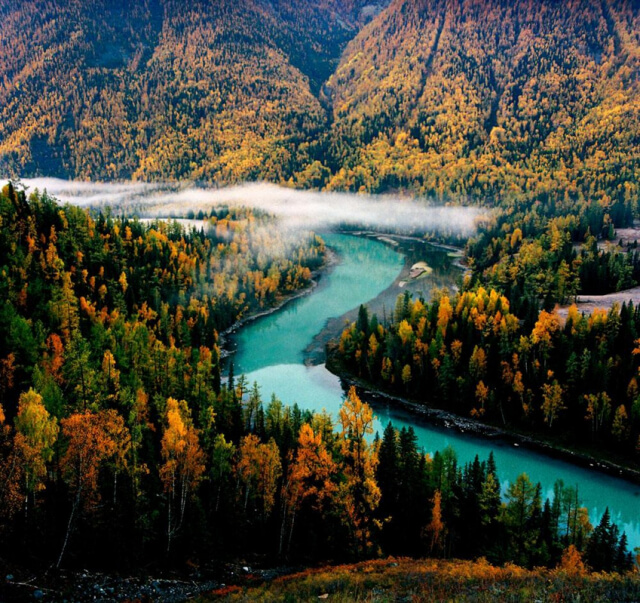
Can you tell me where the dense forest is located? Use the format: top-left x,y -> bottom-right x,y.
325,0 -> 640,199
1,0 -> 638,203
0,185 -> 636,576
336,289 -> 640,465
335,147 -> 640,468
2,0 -> 640,592
0,0 -> 379,183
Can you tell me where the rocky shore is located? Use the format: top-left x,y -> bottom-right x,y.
1,562 -> 299,602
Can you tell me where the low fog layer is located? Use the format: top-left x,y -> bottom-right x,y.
21,179 -> 485,235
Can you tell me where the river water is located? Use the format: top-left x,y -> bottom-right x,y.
232,232 -> 640,549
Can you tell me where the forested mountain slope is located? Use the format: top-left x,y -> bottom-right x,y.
0,0 -> 378,182
0,0 -> 638,205
325,0 -> 640,199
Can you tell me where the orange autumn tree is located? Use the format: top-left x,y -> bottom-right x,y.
13,389 -> 59,515
558,544 -> 587,576
0,354 -> 16,400
426,490 -> 445,555
280,423 -> 338,556
236,434 -> 282,520
103,408 -> 132,507
58,409 -> 129,567
338,387 -> 381,555
159,398 -> 206,552
43,334 -> 65,385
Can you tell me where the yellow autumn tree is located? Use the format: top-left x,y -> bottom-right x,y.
541,381 -> 565,428
338,387 -> 381,555
437,296 -> 453,334
531,310 -> 561,365
236,434 -> 282,519
160,398 -> 206,552
426,490 -> 445,554
14,389 -> 59,513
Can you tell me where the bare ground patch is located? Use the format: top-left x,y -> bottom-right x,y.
557,286 -> 640,319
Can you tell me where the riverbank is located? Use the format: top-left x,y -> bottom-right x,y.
303,233 -> 464,365
351,230 -> 469,273
326,346 -> 640,486
218,230 -> 640,550
218,245 -> 340,359
224,228 -> 640,486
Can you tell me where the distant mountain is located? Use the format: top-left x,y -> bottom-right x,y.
323,0 -> 640,199
0,0 -> 379,181
1,0 -> 638,203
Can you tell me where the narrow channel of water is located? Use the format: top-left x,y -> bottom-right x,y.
233,233 -> 640,549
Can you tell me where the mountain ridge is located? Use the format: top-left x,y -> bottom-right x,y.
0,0 -> 638,204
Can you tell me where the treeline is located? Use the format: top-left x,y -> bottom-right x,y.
0,184 -> 324,420
0,183 -> 323,407
375,420 -> 632,571
1,375 -> 634,572
337,288 -> 640,464
0,182 -> 321,566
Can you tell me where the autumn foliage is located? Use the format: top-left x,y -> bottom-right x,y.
207,557 -> 640,602
0,0 -> 638,207
0,188 -> 636,574
337,288 -> 640,463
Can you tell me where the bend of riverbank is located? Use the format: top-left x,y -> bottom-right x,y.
218,246 -> 340,358
303,233 -> 463,365
350,230 -> 469,272
226,230 -> 640,548
326,346 -> 640,486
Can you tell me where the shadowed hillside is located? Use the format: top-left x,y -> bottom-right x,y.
0,0 -> 378,181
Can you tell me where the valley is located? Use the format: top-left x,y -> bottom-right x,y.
2,0 -> 640,598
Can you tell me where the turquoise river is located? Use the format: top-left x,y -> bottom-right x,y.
232,233 -> 640,549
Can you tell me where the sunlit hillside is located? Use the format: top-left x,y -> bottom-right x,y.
325,0 -> 640,198
1,0 -> 638,203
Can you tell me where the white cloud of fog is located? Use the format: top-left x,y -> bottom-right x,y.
21,179 -> 486,235
20,178 -> 167,208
